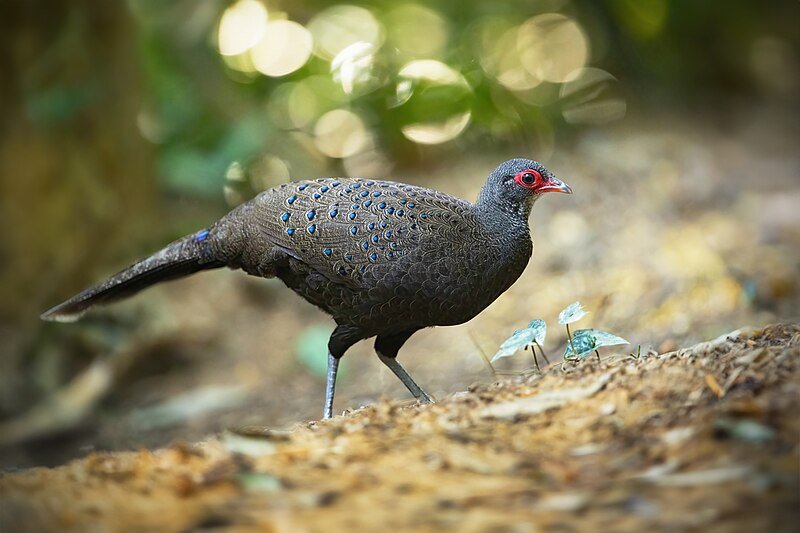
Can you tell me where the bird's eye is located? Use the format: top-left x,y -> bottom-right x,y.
512,169 -> 543,188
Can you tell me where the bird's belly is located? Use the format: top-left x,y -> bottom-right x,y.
276,237 -> 531,334
355,255 -> 527,331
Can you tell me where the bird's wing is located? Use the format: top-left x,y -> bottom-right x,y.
251,177 -> 475,287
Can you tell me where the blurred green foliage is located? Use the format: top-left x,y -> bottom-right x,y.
123,0 -> 798,202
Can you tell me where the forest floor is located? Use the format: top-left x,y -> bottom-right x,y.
1,110 -> 799,531
2,323 -> 798,532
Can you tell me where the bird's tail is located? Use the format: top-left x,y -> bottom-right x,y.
41,231 -> 226,322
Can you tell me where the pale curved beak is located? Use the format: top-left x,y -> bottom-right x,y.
537,177 -> 572,194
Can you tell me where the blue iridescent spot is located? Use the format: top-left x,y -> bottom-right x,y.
385,231 -> 393,238
372,191 -> 382,197
378,202 -> 386,209
345,188 -> 352,193
391,242 -> 398,248
339,266 -> 347,275
396,209 -> 404,217
324,248 -> 332,256
408,203 -> 416,208
348,212 -> 357,220
387,252 -> 394,259
281,212 -> 290,222
345,254 -> 353,260
195,230 -> 209,242
386,207 -> 395,214
329,209 -> 338,218
332,181 -> 340,187
287,228 -> 295,236
399,199 -> 407,205
371,235 -> 379,243
320,186 -> 329,192
298,184 -> 308,191
420,213 -> 428,219
313,193 -> 321,199
307,224 -> 316,234
370,253 -> 378,260
352,183 -> 361,189
362,242 -> 369,250
360,265 -> 367,273
380,221 -> 388,228
306,210 -> 316,220
351,204 -> 359,209
409,192 -> 417,196
350,227 -> 358,235
364,200 -> 372,207
287,195 -> 297,205
366,181 -> 375,186
367,223 -> 375,230
360,190 -> 369,197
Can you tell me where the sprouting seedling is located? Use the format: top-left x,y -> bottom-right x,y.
492,319 -> 548,371
629,344 -> 642,361
490,302 -> 629,373
558,301 -> 593,360
563,329 -> 630,361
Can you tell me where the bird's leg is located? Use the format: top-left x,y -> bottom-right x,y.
324,325 -> 362,419
324,352 -> 340,420
375,330 -> 434,404
377,354 -> 434,403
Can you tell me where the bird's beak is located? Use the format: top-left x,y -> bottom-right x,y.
537,177 -> 572,194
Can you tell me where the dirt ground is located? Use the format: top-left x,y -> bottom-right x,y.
2,110 -> 799,471
1,323 -> 797,532
0,110 -> 798,531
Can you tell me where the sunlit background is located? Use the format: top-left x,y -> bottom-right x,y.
1,0 -> 798,466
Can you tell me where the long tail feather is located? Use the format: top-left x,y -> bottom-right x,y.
41,233 -> 224,322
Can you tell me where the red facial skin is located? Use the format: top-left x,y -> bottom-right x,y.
513,170 -> 573,194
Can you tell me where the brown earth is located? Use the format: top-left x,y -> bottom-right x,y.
2,323 -> 797,532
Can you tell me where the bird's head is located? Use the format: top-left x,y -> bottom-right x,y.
478,158 -> 572,216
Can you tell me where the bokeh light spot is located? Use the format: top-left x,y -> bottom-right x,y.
560,68 -> 627,124
385,4 -> 448,58
308,5 -> 383,60
519,14 -> 589,84
396,60 -> 472,145
217,0 -> 268,56
251,20 -> 313,77
332,42 -> 377,95
314,109 -> 370,158
480,18 -> 541,91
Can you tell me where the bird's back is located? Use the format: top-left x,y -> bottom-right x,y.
214,177 -> 532,335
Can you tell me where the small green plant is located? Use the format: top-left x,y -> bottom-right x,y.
492,301 -> 629,372
558,301 -> 592,360
629,344 -> 642,361
491,319 -> 549,371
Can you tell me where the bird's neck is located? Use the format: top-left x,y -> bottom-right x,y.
472,191 -> 534,290
474,190 -> 534,238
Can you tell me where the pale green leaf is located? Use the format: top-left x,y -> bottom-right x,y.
492,320 -> 547,362
564,329 -> 629,359
558,301 -> 588,325
526,319 -> 547,345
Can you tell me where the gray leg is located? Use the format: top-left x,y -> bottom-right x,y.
377,353 -> 434,403
324,352 -> 339,420
323,325 -> 362,419
375,330 -> 434,404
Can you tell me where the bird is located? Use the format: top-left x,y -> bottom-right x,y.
41,158 -> 572,419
